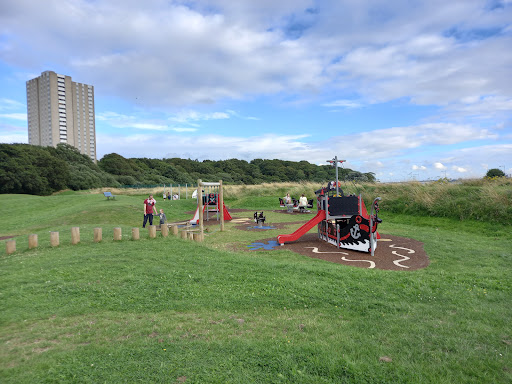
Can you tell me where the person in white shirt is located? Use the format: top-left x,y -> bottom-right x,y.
299,194 -> 308,208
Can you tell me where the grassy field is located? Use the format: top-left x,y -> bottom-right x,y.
1,184 -> 511,383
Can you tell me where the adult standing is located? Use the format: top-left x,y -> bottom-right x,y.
143,194 -> 157,228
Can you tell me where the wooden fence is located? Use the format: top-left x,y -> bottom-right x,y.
4,224 -> 203,255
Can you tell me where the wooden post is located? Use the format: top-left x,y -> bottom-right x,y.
181,230 -> 188,239
161,225 -> 169,237
94,228 -> 102,242
113,227 -> 122,241
71,227 -> 80,245
187,231 -> 194,240
171,224 -> 178,236
132,227 -> 140,240
198,179 -> 204,240
219,179 -> 224,231
50,231 -> 59,247
28,234 -> 38,249
148,225 -> 156,238
6,239 -> 16,254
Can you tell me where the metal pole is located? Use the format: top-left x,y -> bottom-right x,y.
325,156 -> 345,196
334,155 -> 339,196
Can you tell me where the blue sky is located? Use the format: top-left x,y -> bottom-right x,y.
1,0 -> 511,182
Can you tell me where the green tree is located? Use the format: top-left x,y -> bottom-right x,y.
99,153 -> 142,178
0,144 -> 69,195
486,168 -> 505,178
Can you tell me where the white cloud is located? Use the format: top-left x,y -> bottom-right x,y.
131,123 -> 167,131
2,0 -> 508,110
445,96 -> 512,118
171,127 -> 198,132
0,113 -> 26,121
97,109 -> 244,132
412,165 -> 427,170
0,133 -> 27,143
452,166 -> 468,173
322,99 -> 363,108
0,98 -> 25,111
325,122 -> 497,162
434,162 -> 447,170
97,112 -> 169,131
168,110 -> 232,124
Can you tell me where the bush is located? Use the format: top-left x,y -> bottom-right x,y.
0,144 -> 119,195
486,168 -> 505,178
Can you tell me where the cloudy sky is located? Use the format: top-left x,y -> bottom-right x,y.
1,0 -> 511,181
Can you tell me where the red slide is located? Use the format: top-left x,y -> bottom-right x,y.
222,203 -> 232,221
277,210 -> 326,245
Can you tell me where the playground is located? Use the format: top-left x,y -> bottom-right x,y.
152,164 -> 431,271
172,158 -> 430,271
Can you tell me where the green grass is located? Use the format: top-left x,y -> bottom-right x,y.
1,191 -> 511,383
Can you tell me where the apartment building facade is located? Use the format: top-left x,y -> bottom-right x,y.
26,70 -> 97,162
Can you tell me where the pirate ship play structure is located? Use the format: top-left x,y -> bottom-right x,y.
277,157 -> 382,255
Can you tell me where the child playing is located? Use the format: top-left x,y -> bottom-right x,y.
157,208 -> 167,229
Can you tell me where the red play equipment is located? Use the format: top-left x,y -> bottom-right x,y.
276,210 -> 326,244
277,156 -> 382,255
189,192 -> 232,224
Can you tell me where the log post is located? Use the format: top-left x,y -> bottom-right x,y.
6,239 -> 16,254
71,227 -> 80,245
148,225 -> 156,238
28,234 -> 38,249
198,179 -> 204,240
171,224 -> 178,236
94,228 -> 102,242
181,230 -> 188,240
50,231 -> 59,247
219,179 -> 224,232
132,227 -> 140,240
161,225 -> 169,237
113,227 -> 122,241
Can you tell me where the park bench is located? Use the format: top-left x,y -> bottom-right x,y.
104,191 -> 116,200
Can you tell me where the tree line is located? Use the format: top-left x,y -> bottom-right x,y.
0,143 -> 376,195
